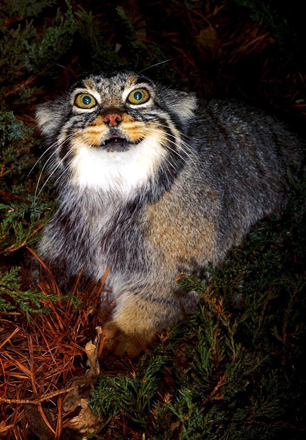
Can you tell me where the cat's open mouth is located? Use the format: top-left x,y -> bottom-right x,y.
100,134 -> 143,152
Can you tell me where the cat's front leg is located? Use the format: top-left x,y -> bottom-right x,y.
102,321 -> 154,358
102,285 -> 199,357
103,292 -> 167,357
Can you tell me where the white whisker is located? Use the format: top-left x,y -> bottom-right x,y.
34,149 -> 74,201
51,163 -> 71,190
145,126 -> 198,168
137,59 -> 172,74
32,128 -> 85,203
27,144 -> 55,178
28,132 -> 77,177
34,148 -> 59,200
152,122 -> 197,154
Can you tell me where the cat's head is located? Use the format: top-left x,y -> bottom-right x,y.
36,72 -> 197,199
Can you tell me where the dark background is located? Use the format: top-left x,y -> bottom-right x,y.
2,0 -> 306,129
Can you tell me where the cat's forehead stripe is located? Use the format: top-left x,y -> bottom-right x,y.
134,76 -> 153,86
83,78 -> 96,89
128,75 -> 137,86
78,74 -> 151,94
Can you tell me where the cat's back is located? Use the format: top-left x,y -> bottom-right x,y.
165,98 -> 305,253
193,99 -> 303,173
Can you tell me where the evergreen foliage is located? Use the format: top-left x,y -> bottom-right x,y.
0,0 -> 305,438
0,266 -> 77,319
232,0 -> 298,47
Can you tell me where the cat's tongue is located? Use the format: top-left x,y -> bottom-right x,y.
109,134 -> 123,140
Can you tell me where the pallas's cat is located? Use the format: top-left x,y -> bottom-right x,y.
36,72 -> 303,356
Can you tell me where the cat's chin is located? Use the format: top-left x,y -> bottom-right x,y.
102,138 -> 132,152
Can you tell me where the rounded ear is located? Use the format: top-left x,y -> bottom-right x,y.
164,90 -> 197,123
36,97 -> 67,137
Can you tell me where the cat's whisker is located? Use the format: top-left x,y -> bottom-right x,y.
32,129 -> 86,201
146,126 -> 197,167
33,149 -> 60,201
152,122 -> 197,154
27,143 -> 56,178
52,163 -> 71,190
161,142 -> 188,164
165,139 -> 199,169
28,132 -> 78,177
146,123 -> 195,153
159,143 -> 180,173
34,149 -> 74,201
137,59 -> 172,74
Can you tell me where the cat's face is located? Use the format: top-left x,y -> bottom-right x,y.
36,72 -> 196,198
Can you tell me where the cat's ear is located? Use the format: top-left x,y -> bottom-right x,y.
168,91 -> 197,122
36,100 -> 65,136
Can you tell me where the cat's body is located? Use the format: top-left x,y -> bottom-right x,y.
36,72 -> 304,356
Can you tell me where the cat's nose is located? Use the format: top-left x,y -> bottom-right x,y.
103,113 -> 122,127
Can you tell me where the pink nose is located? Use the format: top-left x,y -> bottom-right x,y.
103,113 -> 122,127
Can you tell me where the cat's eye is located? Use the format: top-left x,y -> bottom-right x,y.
74,93 -> 97,109
127,88 -> 150,105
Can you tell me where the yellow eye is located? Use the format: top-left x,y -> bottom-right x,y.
127,88 -> 150,105
74,93 -> 97,109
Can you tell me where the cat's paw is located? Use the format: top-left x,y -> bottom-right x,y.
102,322 -> 154,358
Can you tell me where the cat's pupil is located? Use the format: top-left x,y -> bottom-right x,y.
133,91 -> 142,101
83,95 -> 92,105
